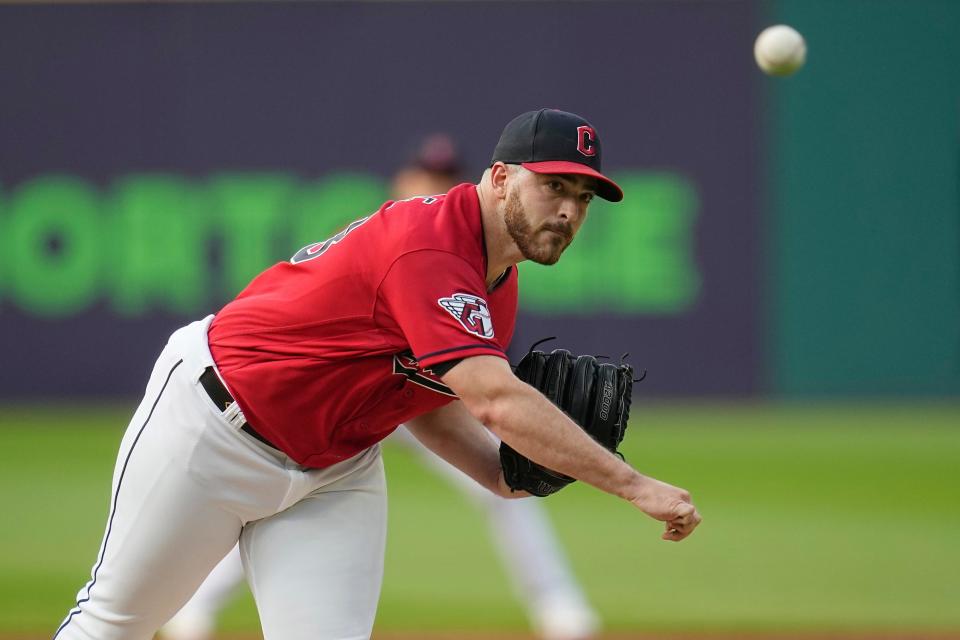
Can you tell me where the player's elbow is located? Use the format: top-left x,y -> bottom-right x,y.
459,385 -> 524,442
460,380 -> 511,436
458,390 -> 503,433
441,355 -> 522,434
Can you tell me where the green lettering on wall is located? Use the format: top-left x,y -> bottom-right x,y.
209,174 -> 295,296
6,176 -> 100,316
290,173 -> 388,249
0,170 -> 699,319
109,175 -> 208,316
518,172 -> 700,314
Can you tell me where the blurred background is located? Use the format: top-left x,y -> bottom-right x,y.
0,0 -> 957,638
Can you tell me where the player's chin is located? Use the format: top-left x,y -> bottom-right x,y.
526,239 -> 568,266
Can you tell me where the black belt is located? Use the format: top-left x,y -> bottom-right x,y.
199,367 -> 279,450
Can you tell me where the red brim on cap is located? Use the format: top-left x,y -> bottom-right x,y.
521,161 -> 623,202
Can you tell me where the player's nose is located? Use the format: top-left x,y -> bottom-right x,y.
557,198 -> 583,224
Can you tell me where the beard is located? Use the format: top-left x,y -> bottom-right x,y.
503,188 -> 573,266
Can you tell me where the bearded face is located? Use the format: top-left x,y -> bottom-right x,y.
503,187 -> 574,266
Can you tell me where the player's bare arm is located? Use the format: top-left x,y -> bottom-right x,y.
404,402 -> 527,499
442,355 -> 702,541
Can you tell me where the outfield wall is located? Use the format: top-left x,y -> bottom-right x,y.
0,1 -> 762,397
1,1 -> 957,398
770,0 -> 960,396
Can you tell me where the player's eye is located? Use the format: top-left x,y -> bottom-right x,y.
547,180 -> 563,193
581,192 -> 595,204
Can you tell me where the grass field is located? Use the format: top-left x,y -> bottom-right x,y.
0,402 -> 958,637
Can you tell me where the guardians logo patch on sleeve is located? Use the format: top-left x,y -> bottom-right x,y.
438,293 -> 494,339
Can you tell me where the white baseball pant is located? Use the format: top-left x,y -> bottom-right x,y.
54,316 -> 387,640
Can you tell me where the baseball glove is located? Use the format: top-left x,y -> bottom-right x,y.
499,340 -> 638,496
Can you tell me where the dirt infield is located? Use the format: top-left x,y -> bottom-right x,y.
221,633 -> 960,640
4,633 -> 959,640
373,633 -> 960,640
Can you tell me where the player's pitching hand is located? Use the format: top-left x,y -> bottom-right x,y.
630,477 -> 702,542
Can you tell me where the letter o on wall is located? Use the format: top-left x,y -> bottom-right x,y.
6,176 -> 101,317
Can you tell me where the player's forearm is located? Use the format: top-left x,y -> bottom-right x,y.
404,403 -> 505,496
481,382 -> 649,501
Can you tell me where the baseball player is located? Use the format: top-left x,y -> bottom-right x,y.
55,108 -> 701,640
161,133 -> 600,640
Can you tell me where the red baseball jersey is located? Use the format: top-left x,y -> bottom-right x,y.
207,183 -> 518,468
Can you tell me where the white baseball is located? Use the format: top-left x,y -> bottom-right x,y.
754,24 -> 806,77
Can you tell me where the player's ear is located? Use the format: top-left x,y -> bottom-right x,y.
489,162 -> 510,199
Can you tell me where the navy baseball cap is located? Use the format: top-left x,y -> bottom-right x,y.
491,109 -> 623,202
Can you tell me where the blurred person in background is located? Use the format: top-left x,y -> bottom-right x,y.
161,133 -> 600,640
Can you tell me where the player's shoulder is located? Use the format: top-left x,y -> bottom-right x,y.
380,183 -> 482,254
384,192 -> 448,215
384,181 -> 474,216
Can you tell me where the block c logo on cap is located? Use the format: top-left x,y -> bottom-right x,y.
576,126 -> 597,157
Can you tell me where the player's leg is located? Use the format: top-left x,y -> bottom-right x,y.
483,498 -> 599,640
54,318 -> 302,640
160,544 -> 245,640
392,426 -> 598,640
53,351 -> 246,640
240,446 -> 387,640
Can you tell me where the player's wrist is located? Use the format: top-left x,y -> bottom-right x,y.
617,470 -> 654,503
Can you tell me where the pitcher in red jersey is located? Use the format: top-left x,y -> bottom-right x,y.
55,109 -> 700,640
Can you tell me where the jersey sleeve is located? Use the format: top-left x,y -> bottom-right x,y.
377,249 -> 509,369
